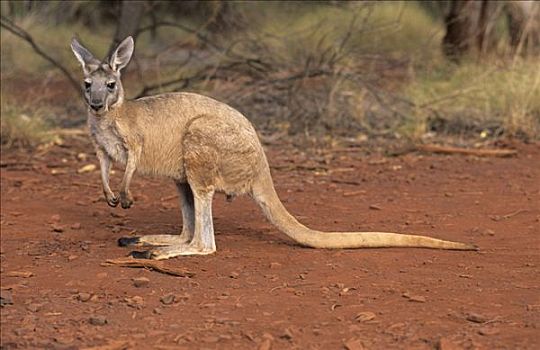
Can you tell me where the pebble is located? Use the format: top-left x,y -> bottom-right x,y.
51,223 -> 64,233
71,223 -> 82,230
478,326 -> 499,336
77,292 -> 92,302
466,312 -> 488,323
280,328 -> 293,340
1,291 -> 14,306
160,294 -> 175,305
132,277 -> 150,288
402,292 -> 426,303
89,316 -> 108,326
344,338 -> 365,350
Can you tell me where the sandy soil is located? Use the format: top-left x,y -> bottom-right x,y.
1,139 -> 539,349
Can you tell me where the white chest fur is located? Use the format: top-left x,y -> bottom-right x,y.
89,117 -> 128,164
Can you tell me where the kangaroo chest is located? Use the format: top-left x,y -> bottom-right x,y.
89,118 -> 128,164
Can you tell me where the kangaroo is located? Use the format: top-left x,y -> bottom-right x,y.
70,36 -> 476,260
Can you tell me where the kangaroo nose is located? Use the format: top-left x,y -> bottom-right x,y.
90,103 -> 103,111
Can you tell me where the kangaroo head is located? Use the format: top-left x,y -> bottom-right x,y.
70,36 -> 134,115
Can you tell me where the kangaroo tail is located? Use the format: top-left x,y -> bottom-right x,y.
251,169 -> 477,250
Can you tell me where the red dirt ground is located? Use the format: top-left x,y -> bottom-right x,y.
1,139 -> 539,349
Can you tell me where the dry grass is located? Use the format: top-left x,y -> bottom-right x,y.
406,58 -> 540,139
0,92 -> 52,148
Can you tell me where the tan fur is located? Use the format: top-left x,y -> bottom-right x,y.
72,36 -> 476,260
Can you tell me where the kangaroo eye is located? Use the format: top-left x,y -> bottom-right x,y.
107,82 -> 116,90
84,81 -> 91,90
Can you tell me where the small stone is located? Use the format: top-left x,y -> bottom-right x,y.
51,223 -> 64,233
71,223 -> 82,230
160,294 -> 175,305
229,272 -> 240,279
49,214 -> 61,223
132,277 -> 150,288
1,291 -> 14,306
77,292 -> 92,302
466,312 -> 488,323
402,292 -> 426,303
280,328 -> 293,340
89,316 -> 107,326
153,307 -> 162,315
67,255 -> 78,261
344,338 -> 365,350
478,326 -> 499,336
483,229 -> 495,236
369,204 -> 382,210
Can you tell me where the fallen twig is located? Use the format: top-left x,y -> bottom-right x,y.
489,209 -> 528,222
416,144 -> 518,157
330,178 -> 363,186
160,194 -> 178,202
101,258 -> 195,277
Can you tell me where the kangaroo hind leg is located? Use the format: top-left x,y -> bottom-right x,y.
118,181 -> 196,248
128,187 -> 216,260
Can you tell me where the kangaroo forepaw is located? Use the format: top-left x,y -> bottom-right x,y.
120,191 -> 133,209
105,193 -> 119,207
118,236 -> 141,247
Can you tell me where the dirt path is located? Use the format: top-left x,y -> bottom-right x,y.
1,140 -> 539,349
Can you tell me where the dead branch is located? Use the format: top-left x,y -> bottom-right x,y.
136,20 -> 225,54
417,144 -> 518,157
101,258 -> 195,277
0,15 -> 80,91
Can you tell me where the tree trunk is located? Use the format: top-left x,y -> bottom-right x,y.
505,1 -> 540,56
108,0 -> 145,56
442,0 -> 482,61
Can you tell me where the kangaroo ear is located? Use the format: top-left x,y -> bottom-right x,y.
71,37 -> 99,72
109,36 -> 134,72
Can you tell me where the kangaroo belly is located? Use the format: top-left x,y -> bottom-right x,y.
137,132 -> 185,179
